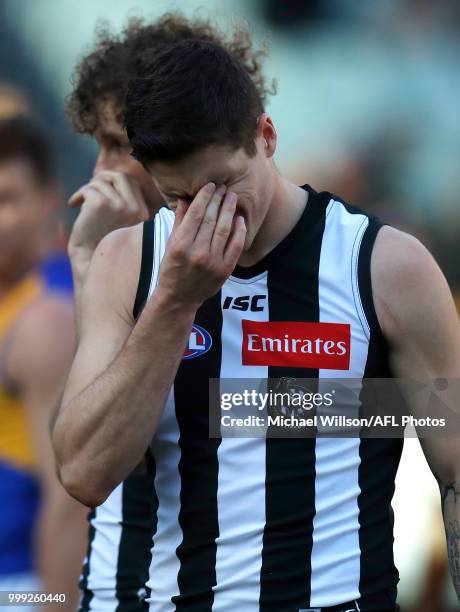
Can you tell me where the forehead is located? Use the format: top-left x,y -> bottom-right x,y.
0,157 -> 39,190
149,146 -> 248,195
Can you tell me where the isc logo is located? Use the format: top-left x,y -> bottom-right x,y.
223,295 -> 266,312
182,324 -> 213,360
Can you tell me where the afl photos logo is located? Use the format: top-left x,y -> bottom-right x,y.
183,324 -> 213,360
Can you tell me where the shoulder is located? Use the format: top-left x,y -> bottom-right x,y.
372,225 -> 436,289
9,292 -> 75,384
87,223 -> 144,293
81,222 -> 146,327
372,225 -> 442,300
371,225 -> 456,343
91,222 -> 144,269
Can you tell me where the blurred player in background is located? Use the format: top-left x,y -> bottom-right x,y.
64,13 -> 272,610
0,116 -> 86,610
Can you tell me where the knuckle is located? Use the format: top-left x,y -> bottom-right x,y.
89,191 -> 104,207
215,225 -> 230,239
202,215 -> 215,226
171,243 -> 187,259
190,251 -> 208,267
189,207 -> 204,223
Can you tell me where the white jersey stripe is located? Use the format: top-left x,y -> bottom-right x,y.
149,208 -> 174,298
213,275 -> 269,610
311,200 -> 370,606
84,484 -> 123,610
146,210 -> 182,611
146,389 -> 182,612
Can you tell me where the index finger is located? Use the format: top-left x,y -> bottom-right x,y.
94,171 -> 143,208
174,182 -> 216,244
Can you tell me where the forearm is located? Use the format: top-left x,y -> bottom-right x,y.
440,476 -> 460,599
68,244 -> 94,336
53,290 -> 196,504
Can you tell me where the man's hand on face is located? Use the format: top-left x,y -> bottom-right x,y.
157,183 -> 247,311
68,170 -> 151,255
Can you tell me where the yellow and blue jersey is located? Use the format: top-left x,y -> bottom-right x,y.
0,253 -> 72,575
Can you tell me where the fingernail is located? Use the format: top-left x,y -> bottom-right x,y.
203,182 -> 216,193
226,192 -> 237,205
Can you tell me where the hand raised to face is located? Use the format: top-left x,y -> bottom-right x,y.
157,183 -> 246,309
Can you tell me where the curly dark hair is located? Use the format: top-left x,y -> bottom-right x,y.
67,12 -> 275,134
126,39 -> 266,163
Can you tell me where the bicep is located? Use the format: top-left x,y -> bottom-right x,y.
372,226 -> 460,379
372,227 -> 460,480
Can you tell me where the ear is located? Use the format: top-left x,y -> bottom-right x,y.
256,113 -> 277,158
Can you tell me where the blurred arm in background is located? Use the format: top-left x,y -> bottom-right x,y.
66,97 -> 155,331
8,295 -> 87,610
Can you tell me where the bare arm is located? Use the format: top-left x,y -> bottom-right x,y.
9,297 -> 87,610
52,184 -> 245,506
372,226 -> 460,599
68,170 -> 150,332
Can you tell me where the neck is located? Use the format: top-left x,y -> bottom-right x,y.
238,172 -> 308,267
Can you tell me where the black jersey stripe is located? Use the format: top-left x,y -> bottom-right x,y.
259,186 -> 328,611
356,220 -> 402,606
78,508 -> 96,612
115,457 -> 157,612
172,292 -> 223,611
356,217 -> 387,349
133,219 -> 155,320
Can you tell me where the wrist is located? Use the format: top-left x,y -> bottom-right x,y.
68,243 -> 94,283
151,286 -> 200,321
68,239 -> 95,262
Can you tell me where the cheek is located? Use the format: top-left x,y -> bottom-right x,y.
0,209 -> 35,262
0,205 -> 27,234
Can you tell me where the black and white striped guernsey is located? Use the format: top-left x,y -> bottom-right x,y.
87,184 -> 404,611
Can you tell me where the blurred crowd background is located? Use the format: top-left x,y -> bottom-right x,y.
0,0 -> 459,610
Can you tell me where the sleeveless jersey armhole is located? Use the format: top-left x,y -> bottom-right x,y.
356,219 -> 392,376
132,219 -> 155,321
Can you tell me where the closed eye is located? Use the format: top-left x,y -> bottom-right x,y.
166,194 -> 192,204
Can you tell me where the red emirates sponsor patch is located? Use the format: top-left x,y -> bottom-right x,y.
242,320 -> 350,370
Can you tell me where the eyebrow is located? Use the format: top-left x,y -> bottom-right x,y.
164,177 -> 232,199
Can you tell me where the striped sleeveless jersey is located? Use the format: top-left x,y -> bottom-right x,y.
85,184 -> 403,611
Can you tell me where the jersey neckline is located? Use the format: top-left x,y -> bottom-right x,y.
231,184 -> 330,280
